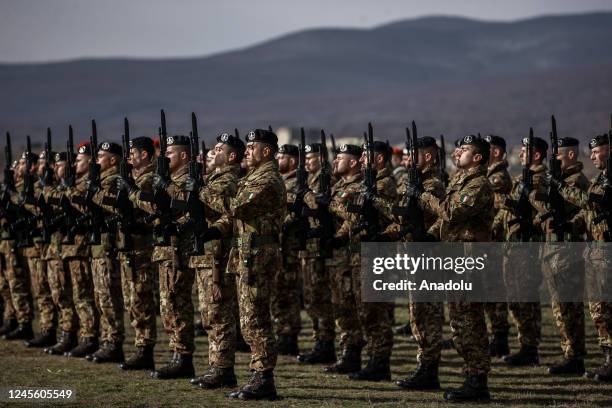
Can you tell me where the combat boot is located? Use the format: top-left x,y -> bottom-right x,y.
443,374 -> 490,402
191,366 -> 238,389
393,322 -> 412,336
150,352 -> 195,379
396,361 -> 441,390
65,337 -> 98,358
0,318 -> 17,336
297,340 -> 336,364
489,332 -> 510,357
228,370 -> 277,400
347,356 -> 391,381
119,345 -> 154,370
45,331 -> 77,355
584,346 -> 612,382
4,322 -> 33,340
548,358 -> 585,375
24,328 -> 56,348
91,342 -> 124,363
277,334 -> 299,356
323,345 -> 362,374
502,345 -> 539,366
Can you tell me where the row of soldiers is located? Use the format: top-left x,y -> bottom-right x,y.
0,116 -> 611,402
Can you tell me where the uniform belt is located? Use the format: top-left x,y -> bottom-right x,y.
232,235 -> 279,248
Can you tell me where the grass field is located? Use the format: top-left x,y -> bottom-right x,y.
1,302 -> 611,408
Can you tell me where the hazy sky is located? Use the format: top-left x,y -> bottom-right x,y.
2,0 -> 612,63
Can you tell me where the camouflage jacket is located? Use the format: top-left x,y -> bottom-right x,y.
326,173 -> 363,266
300,165 -> 337,255
214,159 -> 286,268
422,164 -> 494,242
487,160 -> 512,210
90,166 -> 120,258
392,166 -> 407,190
189,163 -> 240,268
280,169 -> 302,261
560,170 -> 609,242
61,174 -> 91,258
41,182 -> 67,260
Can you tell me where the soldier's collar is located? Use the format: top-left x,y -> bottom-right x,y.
561,161 -> 583,177
343,172 -> 362,183
248,159 -> 277,179
282,169 -> 297,180
530,163 -> 547,174
133,162 -> 155,178
100,166 -> 119,178
376,166 -> 391,179
487,159 -> 508,175
171,164 -> 190,180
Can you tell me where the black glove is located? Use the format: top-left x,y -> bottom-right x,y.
152,174 -> 168,191
183,176 -> 198,193
116,176 -> 135,194
85,180 -> 99,195
405,184 -> 423,200
517,180 -> 531,197
202,227 -> 222,243
544,173 -> 565,191
315,193 -> 331,207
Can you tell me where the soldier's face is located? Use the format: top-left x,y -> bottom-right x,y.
305,153 -> 321,173
457,145 -> 482,169
17,158 -> 26,177
129,147 -> 149,169
401,154 -> 410,168
55,162 -> 66,180
391,154 -> 402,168
591,146 -> 609,170
557,147 -> 577,169
336,153 -> 359,176
206,149 -> 216,172
213,143 -> 227,168
276,153 -> 296,173
519,146 -> 543,166
36,158 -> 46,177
97,151 -> 114,172
452,147 -> 462,166
245,142 -> 272,168
489,146 -> 504,164
75,154 -> 90,176
166,145 -> 189,173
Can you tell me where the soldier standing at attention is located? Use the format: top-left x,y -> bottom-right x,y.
484,135 -> 512,358
297,143 -> 336,365
115,137 -> 158,371
203,129 -> 285,400
274,144 -> 302,355
63,143 -> 100,358
129,135 -> 196,379
86,142 -> 125,364
186,132 -> 243,389
420,135 -> 493,402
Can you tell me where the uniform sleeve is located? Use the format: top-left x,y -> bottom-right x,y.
231,179 -> 281,220
199,174 -> 237,220
559,184 -> 590,209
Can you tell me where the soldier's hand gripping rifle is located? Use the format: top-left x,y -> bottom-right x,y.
589,114 -> 612,241
112,117 -> 137,250
37,128 -> 56,243
81,120 -> 106,245
348,123 -> 379,240
391,122 -> 426,240
438,135 -> 449,187
286,127 -> 310,250
53,126 -> 82,243
506,128 -> 535,242
9,136 -> 38,245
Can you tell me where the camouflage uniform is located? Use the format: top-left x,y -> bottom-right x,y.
117,162 -> 157,348
300,168 -> 335,343
422,164 -> 493,375
274,169 -> 302,337
326,173 -> 364,351
501,164 -> 548,349
339,166 -> 397,361
90,166 -> 125,345
189,163 -> 240,368
63,175 -> 98,339
214,160 -> 286,372
0,240 -> 16,324
131,164 -> 194,354
485,160 -> 512,337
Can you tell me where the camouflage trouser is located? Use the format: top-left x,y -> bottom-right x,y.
119,250 -> 156,347
589,302 -> 612,348
0,253 -> 15,322
158,258 -> 195,354
449,302 -> 490,375
301,255 -> 335,342
328,262 -> 363,349
47,258 -> 76,333
551,301 -> 585,359
508,302 -> 542,347
271,255 -> 301,337
352,263 -> 393,359
484,303 -> 510,335
92,254 -> 125,344
195,267 -> 208,327
7,247 -> 33,323
410,302 -> 443,365
66,258 -> 98,338
234,245 -> 278,372
27,255 -> 56,331
199,265 -> 237,368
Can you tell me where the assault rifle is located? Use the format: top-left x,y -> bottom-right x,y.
37,128 -> 55,243
330,133 -> 337,158
392,122 -> 426,240
1,132 -> 15,210
286,127 -> 309,250
506,128 -> 535,242
438,135 -> 449,187
114,117 -> 136,250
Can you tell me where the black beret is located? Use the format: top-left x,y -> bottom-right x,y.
522,136 -> 548,152
589,134 -> 610,149
245,129 -> 278,146
129,136 -> 154,152
416,136 -> 438,149
54,152 -> 76,162
99,141 -> 123,156
362,140 -> 390,155
20,152 -> 38,162
166,135 -> 190,146
278,144 -> 299,157
305,143 -> 322,154
338,144 -> 363,157
38,150 -> 58,163
557,137 -> 579,148
217,132 -> 246,153
459,134 -> 490,149
484,134 -> 506,150
77,143 -> 91,156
